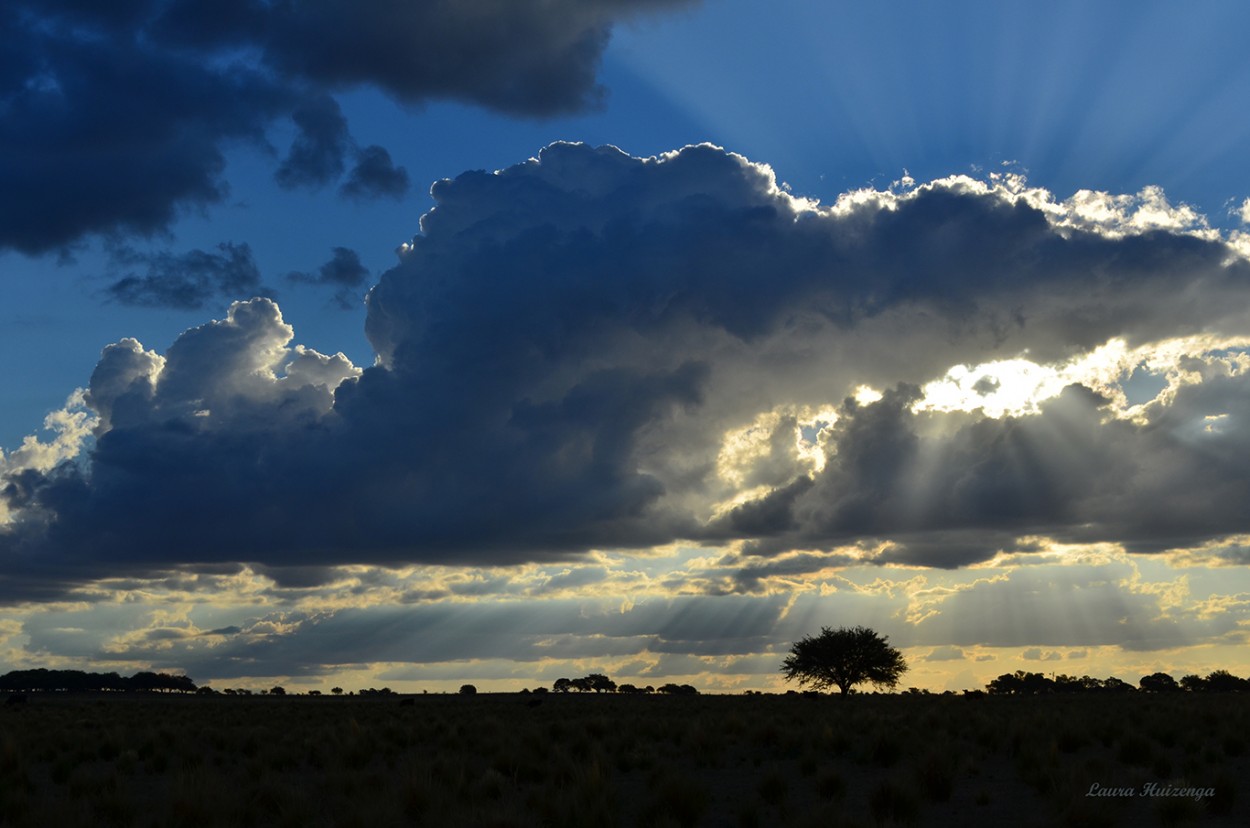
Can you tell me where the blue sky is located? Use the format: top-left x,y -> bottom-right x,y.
3,0 -> 1250,692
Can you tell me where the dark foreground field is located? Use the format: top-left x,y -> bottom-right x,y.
1,692 -> 1245,827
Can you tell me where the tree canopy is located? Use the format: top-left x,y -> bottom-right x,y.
552,673 -> 625,693
780,626 -> 908,695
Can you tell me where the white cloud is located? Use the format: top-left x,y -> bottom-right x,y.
1238,197 -> 1250,225
0,390 -> 97,524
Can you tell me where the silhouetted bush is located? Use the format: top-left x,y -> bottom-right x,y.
459,684 -> 477,696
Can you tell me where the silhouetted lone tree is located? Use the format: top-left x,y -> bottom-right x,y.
781,626 -> 907,695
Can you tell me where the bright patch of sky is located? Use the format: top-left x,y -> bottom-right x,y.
916,336 -> 1250,419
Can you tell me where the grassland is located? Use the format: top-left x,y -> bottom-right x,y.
1,692 -> 1245,827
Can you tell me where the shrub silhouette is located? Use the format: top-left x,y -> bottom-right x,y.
780,626 -> 907,695
459,684 -> 477,695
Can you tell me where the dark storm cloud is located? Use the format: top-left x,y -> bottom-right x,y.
0,3 -> 286,254
105,242 -> 268,309
5,143 -> 1250,599
0,0 -> 696,254
246,0 -> 698,116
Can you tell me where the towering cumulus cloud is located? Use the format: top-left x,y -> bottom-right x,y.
0,0 -> 696,254
3,143 -> 1250,599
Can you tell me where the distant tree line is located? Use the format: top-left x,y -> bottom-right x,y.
553,673 -> 617,693
985,669 -> 1249,695
0,669 -> 196,693
550,674 -> 699,695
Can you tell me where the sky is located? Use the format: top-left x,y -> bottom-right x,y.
3,0 -> 1250,693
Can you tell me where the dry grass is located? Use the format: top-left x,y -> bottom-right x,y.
0,692 -> 1246,827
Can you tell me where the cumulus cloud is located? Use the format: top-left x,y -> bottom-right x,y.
0,391 -> 96,525
1,299 -> 361,596
1236,198 -> 1250,225
0,0 -> 696,254
5,143 -> 1250,600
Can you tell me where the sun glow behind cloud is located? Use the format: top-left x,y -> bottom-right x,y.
7,138 -> 1250,692
914,334 -> 1250,420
